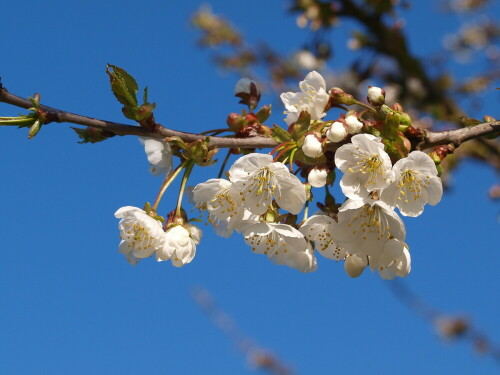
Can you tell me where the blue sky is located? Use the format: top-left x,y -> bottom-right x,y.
1,1 -> 499,374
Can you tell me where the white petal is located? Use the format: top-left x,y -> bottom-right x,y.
228,153 -> 273,182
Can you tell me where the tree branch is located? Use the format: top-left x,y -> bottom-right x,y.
420,122 -> 500,149
0,85 -> 498,150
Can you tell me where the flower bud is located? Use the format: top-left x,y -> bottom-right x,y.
28,119 -> 41,139
344,115 -> 363,135
293,50 -> 320,70
255,105 -> 272,123
226,113 -> 244,132
367,86 -> 386,106
344,254 -> 368,278
326,121 -> 347,142
302,134 -> 323,158
308,167 -> 328,187
392,103 -> 403,112
329,88 -> 357,106
234,78 -> 260,110
234,78 -> 254,95
483,115 -> 496,123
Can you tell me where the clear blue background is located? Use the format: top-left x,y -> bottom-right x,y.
0,1 -> 499,374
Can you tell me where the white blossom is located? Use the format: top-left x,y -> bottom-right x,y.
234,77 -> 254,95
370,239 -> 411,279
299,215 -> 347,260
157,224 -> 201,267
344,253 -> 368,278
302,134 -> 323,158
367,86 -> 385,106
335,133 -> 393,199
293,50 -> 321,70
115,206 -> 165,259
307,167 -> 328,188
118,240 -> 141,266
193,178 -> 260,237
332,198 -> 406,258
380,151 -> 443,217
139,137 -> 172,176
326,121 -> 347,142
228,153 -> 306,215
280,71 -> 329,125
344,115 -> 364,135
240,221 -> 317,272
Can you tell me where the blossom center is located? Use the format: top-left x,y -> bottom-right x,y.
348,152 -> 385,185
346,205 -> 390,242
122,221 -> 155,250
397,170 -> 430,203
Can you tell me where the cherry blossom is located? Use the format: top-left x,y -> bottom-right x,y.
370,239 -> 411,279
234,78 -> 254,95
335,133 -> 393,199
380,151 -> 443,217
139,137 -> 172,176
228,153 -> 306,215
299,215 -> 347,260
332,198 -> 406,258
115,206 -> 165,259
280,71 -> 329,125
344,253 -> 368,278
239,221 -> 317,272
157,224 -> 202,267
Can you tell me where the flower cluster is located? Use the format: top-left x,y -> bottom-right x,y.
193,153 -> 316,272
115,206 -> 202,267
114,71 -> 443,279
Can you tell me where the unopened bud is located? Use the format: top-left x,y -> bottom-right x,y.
367,86 -> 386,106
234,78 -> 254,95
326,121 -> 347,142
302,134 -> 323,158
308,167 -> 328,188
344,115 -> 364,135
255,105 -> 272,123
28,119 -> 41,139
329,88 -> 356,106
234,78 -> 260,110
226,113 -> 244,132
344,254 -> 368,278
391,103 -> 403,112
483,115 -> 496,123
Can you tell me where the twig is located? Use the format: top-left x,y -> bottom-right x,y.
0,86 -> 498,150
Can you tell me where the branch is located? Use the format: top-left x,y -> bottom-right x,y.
0,85 -> 498,150
0,85 -> 276,149
420,122 -> 500,149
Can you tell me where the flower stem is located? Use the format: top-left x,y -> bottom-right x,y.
175,160 -> 195,217
354,100 -> 377,112
217,149 -> 232,178
288,147 -> 298,172
151,161 -> 187,211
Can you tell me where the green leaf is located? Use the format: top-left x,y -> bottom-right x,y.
271,124 -> 292,143
290,111 -> 311,140
106,64 -> 139,108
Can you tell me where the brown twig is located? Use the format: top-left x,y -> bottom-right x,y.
387,279 -> 500,362
0,86 -> 498,150
191,286 -> 293,375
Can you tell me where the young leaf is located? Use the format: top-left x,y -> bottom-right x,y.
106,64 -> 139,108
